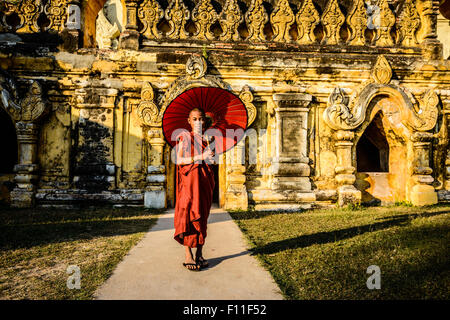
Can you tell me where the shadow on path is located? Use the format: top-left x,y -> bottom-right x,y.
206,251 -> 250,269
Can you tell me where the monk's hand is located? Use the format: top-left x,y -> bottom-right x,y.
202,149 -> 214,163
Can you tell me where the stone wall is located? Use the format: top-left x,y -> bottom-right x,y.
0,0 -> 449,209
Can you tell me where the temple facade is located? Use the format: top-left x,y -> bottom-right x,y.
0,0 -> 449,210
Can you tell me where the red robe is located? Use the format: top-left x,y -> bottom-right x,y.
174,131 -> 215,248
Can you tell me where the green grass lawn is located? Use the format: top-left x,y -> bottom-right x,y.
229,204 -> 450,300
0,206 -> 161,300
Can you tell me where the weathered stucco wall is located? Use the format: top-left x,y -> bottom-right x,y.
0,0 -> 449,209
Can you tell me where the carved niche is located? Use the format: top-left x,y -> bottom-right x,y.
323,55 -> 439,133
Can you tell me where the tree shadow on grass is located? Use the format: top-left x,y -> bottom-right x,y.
0,207 -> 162,250
250,210 -> 450,255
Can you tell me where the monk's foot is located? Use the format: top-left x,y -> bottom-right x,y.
183,257 -> 199,271
183,262 -> 200,271
195,256 -> 209,269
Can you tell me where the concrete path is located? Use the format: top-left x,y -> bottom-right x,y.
94,206 -> 284,300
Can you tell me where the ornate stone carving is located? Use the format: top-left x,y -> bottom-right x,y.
119,0 -> 140,50
96,8 -> 120,49
406,89 -> 439,132
239,85 -> 257,127
192,0 -> 218,41
245,0 -> 268,42
158,54 -> 229,120
186,54 -> 207,80
296,0 -> 320,45
44,0 -> 67,32
3,0 -> 43,33
219,0 -> 243,42
323,87 -> 356,130
137,82 -> 160,127
1,80 -> 48,124
323,54 -> 440,134
371,55 -> 392,85
270,0 -> 295,43
138,0 -> 164,40
321,0 -> 345,45
374,0 -> 396,46
397,0 -> 420,47
347,0 -> 367,46
417,0 -> 437,42
0,71 -> 20,119
19,82 -> 47,122
165,0 -> 190,40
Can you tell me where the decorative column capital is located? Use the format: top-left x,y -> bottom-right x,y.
272,93 -> 313,112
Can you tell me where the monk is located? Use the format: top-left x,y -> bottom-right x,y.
174,108 -> 215,271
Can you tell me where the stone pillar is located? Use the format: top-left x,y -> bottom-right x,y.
418,0 -> 443,60
10,122 -> 40,208
334,130 -> 361,206
270,93 -> 315,202
73,87 -> 118,192
4,81 -> 49,208
144,128 -> 166,209
62,0 -> 82,51
410,132 -> 438,205
119,0 -> 140,50
224,140 -> 248,211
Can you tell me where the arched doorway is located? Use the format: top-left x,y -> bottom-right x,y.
355,96 -> 409,205
0,107 -> 17,205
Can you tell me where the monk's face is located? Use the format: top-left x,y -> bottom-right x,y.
188,109 -> 205,134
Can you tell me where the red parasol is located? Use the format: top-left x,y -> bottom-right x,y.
162,87 -> 248,155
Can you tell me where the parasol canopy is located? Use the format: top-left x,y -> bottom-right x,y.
162,87 -> 248,155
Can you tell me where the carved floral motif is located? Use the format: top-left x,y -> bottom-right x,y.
186,55 -> 207,80
165,0 -> 190,40
296,0 -> 319,45
137,82 -> 160,127
44,0 -> 67,32
321,0 -> 345,45
270,0 -> 295,43
347,0 -> 367,46
397,0 -> 420,47
219,0 -> 243,42
374,0 -> 396,46
245,0 -> 268,42
371,55 -> 392,85
138,0 -> 164,40
3,0 -> 43,33
239,85 -> 257,127
192,0 -> 218,41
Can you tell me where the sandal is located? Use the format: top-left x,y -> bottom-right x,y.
196,257 -> 209,269
182,262 -> 200,271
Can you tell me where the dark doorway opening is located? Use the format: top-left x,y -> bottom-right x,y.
212,164 -> 219,205
357,112 -> 389,172
0,107 -> 17,174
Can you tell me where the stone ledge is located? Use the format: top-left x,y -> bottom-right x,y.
438,190 -> 450,202
35,189 -> 145,208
